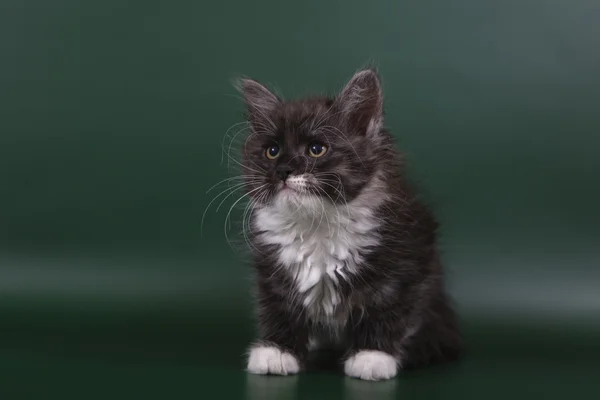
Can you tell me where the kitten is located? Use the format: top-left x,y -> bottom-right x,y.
235,68 -> 462,381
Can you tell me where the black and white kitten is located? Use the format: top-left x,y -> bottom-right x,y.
235,68 -> 462,381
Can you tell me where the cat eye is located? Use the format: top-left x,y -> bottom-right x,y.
266,144 -> 280,160
308,143 -> 327,158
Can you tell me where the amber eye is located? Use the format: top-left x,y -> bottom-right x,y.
266,145 -> 280,160
308,143 -> 327,158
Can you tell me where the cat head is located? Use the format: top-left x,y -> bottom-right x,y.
236,68 -> 388,211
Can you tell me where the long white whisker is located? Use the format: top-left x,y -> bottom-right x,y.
206,175 -> 261,193
216,181 -> 263,212
201,182 -> 254,237
241,192 -> 266,255
224,184 -> 268,250
225,125 -> 252,171
220,121 -> 248,164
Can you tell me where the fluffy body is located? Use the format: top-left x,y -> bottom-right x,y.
237,68 -> 462,380
254,172 -> 384,321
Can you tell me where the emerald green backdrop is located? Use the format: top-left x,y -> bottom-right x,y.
1,0 -> 599,398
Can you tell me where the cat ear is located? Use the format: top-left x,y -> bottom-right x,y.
335,68 -> 383,136
235,78 -> 281,131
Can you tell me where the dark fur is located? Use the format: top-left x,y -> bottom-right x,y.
237,68 -> 462,373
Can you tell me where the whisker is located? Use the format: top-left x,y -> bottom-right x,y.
215,180 -> 264,212
206,175 -> 262,193
241,192 -> 267,255
220,121 -> 249,164
225,125 -> 252,171
224,184 -> 269,250
201,182 -> 254,237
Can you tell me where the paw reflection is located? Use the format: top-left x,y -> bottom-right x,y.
343,375 -> 397,400
245,374 -> 298,400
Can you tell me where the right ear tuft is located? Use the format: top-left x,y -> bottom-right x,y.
234,77 -> 280,116
335,68 -> 383,136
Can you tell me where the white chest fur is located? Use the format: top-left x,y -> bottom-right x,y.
254,188 -> 383,320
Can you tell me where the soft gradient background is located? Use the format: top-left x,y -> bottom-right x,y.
1,0 -> 599,398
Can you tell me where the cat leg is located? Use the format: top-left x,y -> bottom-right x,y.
399,294 -> 462,369
247,342 -> 302,376
246,294 -> 308,376
344,296 -> 462,379
344,349 -> 398,381
344,312 -> 404,381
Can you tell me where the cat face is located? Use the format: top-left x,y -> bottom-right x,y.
237,69 -> 385,210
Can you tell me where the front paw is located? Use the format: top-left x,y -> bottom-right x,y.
246,344 -> 300,376
344,350 -> 398,381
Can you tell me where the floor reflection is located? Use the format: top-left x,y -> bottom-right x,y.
343,376 -> 397,400
245,374 -> 299,400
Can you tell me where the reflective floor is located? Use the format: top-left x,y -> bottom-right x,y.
2,301 -> 598,399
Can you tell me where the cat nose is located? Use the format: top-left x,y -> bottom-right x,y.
276,165 -> 294,181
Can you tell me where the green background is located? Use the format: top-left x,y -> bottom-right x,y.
1,0 -> 599,398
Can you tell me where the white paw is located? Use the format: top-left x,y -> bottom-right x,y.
344,350 -> 398,381
246,345 -> 300,375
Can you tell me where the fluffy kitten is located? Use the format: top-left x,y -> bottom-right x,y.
235,68 -> 461,381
